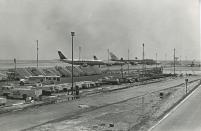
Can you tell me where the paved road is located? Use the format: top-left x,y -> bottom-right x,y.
0,76 -> 199,131
151,85 -> 201,131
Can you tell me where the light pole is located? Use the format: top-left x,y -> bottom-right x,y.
156,52 -> 157,68
173,48 -> 175,75
37,40 -> 39,68
79,46 -> 81,61
164,53 -> 167,68
14,58 -> 16,81
107,49 -> 109,69
128,49 -> 130,74
71,32 -> 75,95
142,43 -> 145,76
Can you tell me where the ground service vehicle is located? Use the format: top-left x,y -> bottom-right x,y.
119,77 -> 134,83
0,86 -> 14,97
8,87 -> 42,100
54,85 -> 64,93
58,83 -> 71,92
0,97 -> 6,106
98,76 -> 120,85
38,85 -> 56,96
20,75 -> 61,85
81,81 -> 96,89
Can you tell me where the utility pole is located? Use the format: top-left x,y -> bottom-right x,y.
128,49 -> 130,74
174,48 -> 175,75
71,32 -> 75,95
37,40 -> 39,68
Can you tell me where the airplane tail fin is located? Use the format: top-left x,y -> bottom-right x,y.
110,52 -> 119,60
93,56 -> 98,60
58,51 -> 67,60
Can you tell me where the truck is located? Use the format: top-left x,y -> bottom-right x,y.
8,87 -> 42,100
59,83 -> 71,92
54,85 -> 64,93
37,85 -> 55,96
0,85 -> 14,97
19,75 -> 61,86
0,97 -> 6,106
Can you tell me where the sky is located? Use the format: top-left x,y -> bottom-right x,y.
0,0 -> 199,60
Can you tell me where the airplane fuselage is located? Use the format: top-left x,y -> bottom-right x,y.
61,59 -> 105,66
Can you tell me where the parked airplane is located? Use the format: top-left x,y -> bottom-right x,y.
109,52 -> 138,65
109,52 -> 156,65
58,51 -> 105,66
93,56 -> 124,66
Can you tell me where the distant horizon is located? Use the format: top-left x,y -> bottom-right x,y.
0,59 -> 199,62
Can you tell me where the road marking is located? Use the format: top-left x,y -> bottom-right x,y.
148,85 -> 200,131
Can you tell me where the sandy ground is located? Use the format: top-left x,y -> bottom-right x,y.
22,76 -> 201,131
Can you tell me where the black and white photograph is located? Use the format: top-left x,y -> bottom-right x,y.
0,0 -> 200,131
